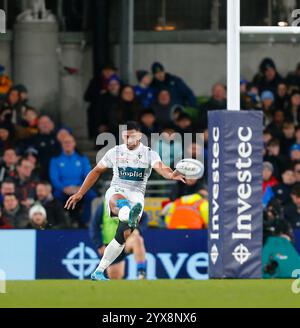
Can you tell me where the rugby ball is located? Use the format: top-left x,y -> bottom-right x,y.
175,158 -> 204,179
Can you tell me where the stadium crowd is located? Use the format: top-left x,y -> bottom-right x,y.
0,58 -> 300,234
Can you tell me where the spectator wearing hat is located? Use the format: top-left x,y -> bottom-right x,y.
139,108 -> 161,141
0,65 -> 12,97
28,204 -> 48,230
284,183 -> 300,229
1,193 -> 29,229
263,161 -> 279,194
84,72 -> 120,139
95,75 -> 121,138
261,90 -> 275,126
290,144 -> 300,162
14,84 -> 29,108
35,181 -> 70,229
252,58 -> 283,94
151,62 -> 197,108
285,90 -> 300,125
134,70 -> 155,108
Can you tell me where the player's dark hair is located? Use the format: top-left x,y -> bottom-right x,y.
125,121 -> 141,131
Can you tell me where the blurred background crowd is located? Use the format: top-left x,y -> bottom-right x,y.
1,56 -> 300,237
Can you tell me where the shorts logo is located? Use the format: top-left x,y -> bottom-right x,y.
118,167 -> 145,181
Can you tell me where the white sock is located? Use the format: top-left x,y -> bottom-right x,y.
118,206 -> 130,222
96,239 -> 125,273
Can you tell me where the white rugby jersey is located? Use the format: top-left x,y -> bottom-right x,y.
98,143 -> 161,194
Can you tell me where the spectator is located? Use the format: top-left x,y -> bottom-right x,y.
49,134 -> 97,226
273,167 -> 296,205
280,120 -> 296,157
1,87 -> 24,124
152,89 -> 174,126
0,122 -> 15,155
174,112 -> 193,135
151,62 -> 197,107
201,83 -> 227,128
2,193 -> 29,228
95,75 -> 121,138
261,90 -> 275,126
241,83 -> 261,110
31,115 -> 60,179
85,73 -> 120,139
266,109 -> 285,139
139,108 -> 161,140
28,203 -> 48,229
284,184 -> 300,229
21,107 -> 39,135
0,148 -> 18,183
275,82 -> 289,111
56,127 -> 72,144
115,85 -> 142,125
36,181 -> 70,229
286,90 -> 300,125
0,65 -> 12,97
134,70 -> 155,108
14,157 -> 39,208
264,138 -> 287,178
286,62 -> 300,90
14,84 -> 29,108
290,144 -> 300,162
0,178 -> 16,205
253,58 -> 283,94
263,161 -> 279,193
24,147 -> 40,179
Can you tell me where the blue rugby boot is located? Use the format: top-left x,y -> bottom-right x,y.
128,203 -> 142,229
91,271 -> 109,281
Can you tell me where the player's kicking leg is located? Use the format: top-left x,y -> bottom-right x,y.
91,194 -> 142,281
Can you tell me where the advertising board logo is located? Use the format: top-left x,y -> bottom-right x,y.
232,244 -> 251,265
62,242 -> 99,280
210,244 -> 219,265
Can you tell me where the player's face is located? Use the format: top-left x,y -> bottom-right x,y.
122,129 -> 141,150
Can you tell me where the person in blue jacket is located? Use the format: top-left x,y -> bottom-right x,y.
150,62 -> 197,108
49,134 -> 97,226
89,200 -> 148,279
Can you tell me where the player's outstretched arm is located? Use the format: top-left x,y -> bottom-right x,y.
153,161 -> 186,184
64,165 -> 107,210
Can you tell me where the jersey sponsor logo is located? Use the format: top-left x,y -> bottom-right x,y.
118,167 -> 145,181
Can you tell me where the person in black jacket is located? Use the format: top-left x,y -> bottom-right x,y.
284,183 -> 300,229
36,181 -> 70,229
89,200 -> 148,280
151,62 -> 197,108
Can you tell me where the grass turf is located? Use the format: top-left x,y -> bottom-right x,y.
0,279 -> 299,308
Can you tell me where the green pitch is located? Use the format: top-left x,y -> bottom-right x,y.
1,280 -> 299,308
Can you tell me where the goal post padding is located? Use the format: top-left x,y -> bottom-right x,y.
208,110 -> 263,278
